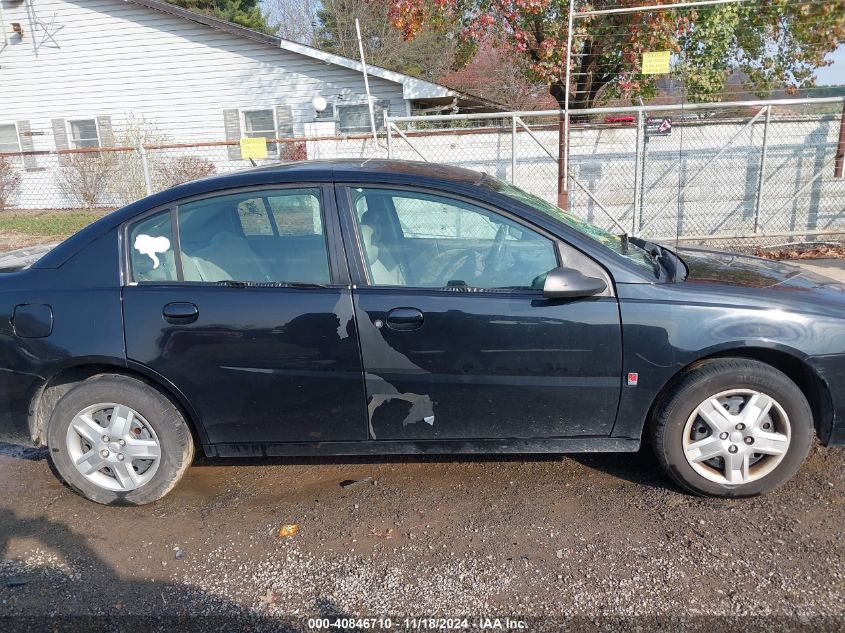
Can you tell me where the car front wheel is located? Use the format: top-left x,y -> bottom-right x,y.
651,358 -> 813,497
46,374 -> 194,505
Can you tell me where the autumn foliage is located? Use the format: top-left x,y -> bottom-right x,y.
387,0 -> 845,109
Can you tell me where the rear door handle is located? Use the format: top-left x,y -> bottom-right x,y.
163,302 -> 199,324
385,307 -> 424,331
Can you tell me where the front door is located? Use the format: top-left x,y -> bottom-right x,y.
339,186 -> 622,440
122,186 -> 367,445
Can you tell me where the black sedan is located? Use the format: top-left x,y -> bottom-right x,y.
1,160 -> 843,505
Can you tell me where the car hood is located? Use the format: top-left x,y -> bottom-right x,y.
678,247 -> 840,289
0,243 -> 58,272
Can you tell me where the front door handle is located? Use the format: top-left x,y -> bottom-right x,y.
385,307 -> 424,331
163,302 -> 199,324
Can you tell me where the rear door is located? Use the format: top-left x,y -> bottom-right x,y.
338,185 -> 623,441
122,185 -> 367,446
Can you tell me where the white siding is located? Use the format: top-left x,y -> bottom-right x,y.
0,0 -> 408,150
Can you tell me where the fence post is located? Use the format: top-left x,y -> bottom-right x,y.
753,105 -> 772,234
138,145 -> 153,196
384,110 -> 393,159
511,114 -> 517,184
633,109 -> 644,234
835,99 -> 845,178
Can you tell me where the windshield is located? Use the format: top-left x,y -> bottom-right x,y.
482,177 -> 658,273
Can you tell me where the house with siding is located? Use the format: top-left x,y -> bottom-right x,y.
0,0 -> 491,170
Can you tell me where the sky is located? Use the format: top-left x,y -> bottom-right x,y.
815,45 -> 845,86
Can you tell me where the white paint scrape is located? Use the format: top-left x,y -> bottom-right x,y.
134,234 -> 171,269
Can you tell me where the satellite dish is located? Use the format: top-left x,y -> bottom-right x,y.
312,96 -> 328,114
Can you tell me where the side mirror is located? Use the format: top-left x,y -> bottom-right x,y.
542,266 -> 607,299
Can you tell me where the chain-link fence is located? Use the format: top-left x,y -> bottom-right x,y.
0,134 -> 376,214
388,97 -> 845,251
2,97 -> 844,252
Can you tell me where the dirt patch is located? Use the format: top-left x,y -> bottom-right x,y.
0,232 -> 53,253
0,209 -> 110,253
0,444 -> 843,626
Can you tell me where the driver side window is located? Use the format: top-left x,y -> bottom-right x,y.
351,188 -> 557,290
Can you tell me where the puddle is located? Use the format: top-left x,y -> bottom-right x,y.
0,442 -> 48,461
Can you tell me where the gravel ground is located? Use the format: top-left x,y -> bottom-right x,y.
0,440 -> 843,630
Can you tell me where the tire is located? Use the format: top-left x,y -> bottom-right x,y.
651,358 -> 813,497
46,374 -> 194,505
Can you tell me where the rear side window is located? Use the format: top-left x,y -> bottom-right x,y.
268,192 -> 323,236
235,193 -> 324,237
237,199 -> 274,236
127,188 -> 331,285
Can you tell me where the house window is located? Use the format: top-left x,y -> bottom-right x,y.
69,119 -> 100,149
0,124 -> 21,164
338,103 -> 386,134
243,109 -> 277,153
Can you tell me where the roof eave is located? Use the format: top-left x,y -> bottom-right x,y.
122,0 -> 454,100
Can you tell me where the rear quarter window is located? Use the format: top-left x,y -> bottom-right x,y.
129,211 -> 177,282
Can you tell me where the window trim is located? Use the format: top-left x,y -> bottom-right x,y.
338,184 -> 565,294
0,122 -> 22,165
121,183 -> 345,287
67,118 -> 101,150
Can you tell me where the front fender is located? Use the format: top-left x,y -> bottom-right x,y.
612,295 -> 843,440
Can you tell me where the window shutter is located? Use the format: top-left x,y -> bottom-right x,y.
16,120 -> 37,169
52,118 -> 69,150
223,109 -> 242,160
96,115 -> 115,148
51,118 -> 70,164
275,105 -> 293,138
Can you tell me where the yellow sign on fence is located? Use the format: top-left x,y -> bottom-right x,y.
642,51 -> 671,75
240,136 -> 268,159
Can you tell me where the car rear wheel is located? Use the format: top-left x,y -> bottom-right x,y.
46,374 -> 194,505
651,358 -> 813,497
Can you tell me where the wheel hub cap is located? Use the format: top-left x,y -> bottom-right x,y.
682,389 -> 791,485
65,403 -> 161,492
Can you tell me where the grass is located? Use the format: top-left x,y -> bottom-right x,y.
0,211 -> 105,236
0,210 -> 110,252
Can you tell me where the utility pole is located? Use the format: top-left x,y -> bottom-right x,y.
355,18 -> 379,148
559,0 -> 575,210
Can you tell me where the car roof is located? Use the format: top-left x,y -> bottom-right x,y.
248,159 -> 487,185
185,159 -> 489,192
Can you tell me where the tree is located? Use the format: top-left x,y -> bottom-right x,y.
438,38 -> 558,109
167,0 -> 272,33
680,2 -> 845,102
316,0 -> 469,82
387,0 -> 845,109
264,0 -> 319,44
0,158 -> 22,211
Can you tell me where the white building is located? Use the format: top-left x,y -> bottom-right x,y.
0,0 -> 490,168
